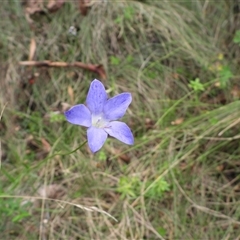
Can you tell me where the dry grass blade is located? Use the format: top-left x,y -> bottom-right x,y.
1,195 -> 118,222
0,102 -> 7,170
173,177 -> 240,226
0,103 -> 7,121
28,38 -> 36,61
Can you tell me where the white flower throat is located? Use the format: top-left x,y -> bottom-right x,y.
92,114 -> 108,128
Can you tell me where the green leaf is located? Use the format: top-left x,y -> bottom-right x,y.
219,66 -> 233,88
188,78 -> 205,92
233,30 -> 240,44
157,227 -> 167,236
49,112 -> 65,122
124,6 -> 135,20
145,178 -> 170,199
110,56 -> 121,66
117,176 -> 141,199
99,151 -> 107,161
12,212 -> 30,223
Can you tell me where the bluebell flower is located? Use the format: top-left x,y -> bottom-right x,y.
65,79 -> 134,153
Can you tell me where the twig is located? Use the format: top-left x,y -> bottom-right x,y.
19,60 -> 106,80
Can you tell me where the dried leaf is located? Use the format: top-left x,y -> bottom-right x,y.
61,102 -> 71,112
47,0 -> 65,12
26,135 -> 38,149
216,164 -> 224,172
231,85 -> 240,98
112,148 -> 131,164
172,73 -> 180,80
145,118 -> 155,130
25,0 -> 65,18
79,0 -> 90,16
28,38 -> 36,61
28,77 -> 35,85
171,118 -> 184,125
66,71 -> 76,78
118,153 -> 131,164
38,184 -> 65,199
41,138 -> 51,153
25,0 -> 44,15
67,85 -> 74,104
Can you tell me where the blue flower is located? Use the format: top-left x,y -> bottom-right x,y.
64,79 -> 134,153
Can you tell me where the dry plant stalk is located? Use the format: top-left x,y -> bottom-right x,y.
19,60 -> 107,80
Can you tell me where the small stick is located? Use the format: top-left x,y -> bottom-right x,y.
19,61 -> 106,79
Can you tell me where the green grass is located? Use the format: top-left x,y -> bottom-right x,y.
1,0 -> 240,239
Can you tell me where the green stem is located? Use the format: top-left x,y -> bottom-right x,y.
31,140 -> 87,171
62,140 -> 87,156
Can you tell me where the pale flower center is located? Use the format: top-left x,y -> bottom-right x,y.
92,114 -> 108,128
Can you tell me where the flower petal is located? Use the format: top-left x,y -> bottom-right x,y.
103,93 -> 132,121
64,104 -> 91,127
104,121 -> 134,145
87,126 -> 108,153
86,79 -> 107,115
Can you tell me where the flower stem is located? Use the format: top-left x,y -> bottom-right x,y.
63,140 -> 87,155
31,140 -> 87,171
